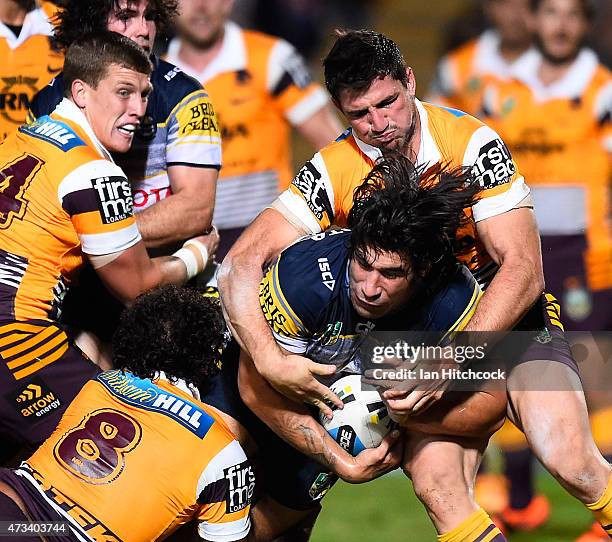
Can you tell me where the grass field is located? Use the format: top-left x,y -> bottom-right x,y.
312,471 -> 593,541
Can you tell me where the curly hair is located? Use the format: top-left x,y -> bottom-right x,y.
324,29 -> 408,103
112,285 -> 225,385
53,0 -> 179,50
348,153 -> 479,285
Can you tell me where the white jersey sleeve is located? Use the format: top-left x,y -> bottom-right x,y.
57,159 -> 141,255
196,440 -> 253,542
463,125 -> 530,222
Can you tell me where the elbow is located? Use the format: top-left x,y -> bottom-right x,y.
528,257 -> 545,301
532,272 -> 545,299
217,252 -> 233,296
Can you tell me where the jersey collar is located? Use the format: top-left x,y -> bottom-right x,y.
509,47 -> 599,101
52,98 -> 114,162
0,7 -> 53,49
415,98 -> 441,168
166,21 -> 246,83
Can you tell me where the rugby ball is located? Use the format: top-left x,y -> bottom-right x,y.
319,374 -> 394,456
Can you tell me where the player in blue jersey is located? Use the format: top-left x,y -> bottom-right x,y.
204,155 -> 508,541
28,0 -> 221,360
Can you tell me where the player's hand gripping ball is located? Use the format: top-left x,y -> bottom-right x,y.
320,374 -> 396,456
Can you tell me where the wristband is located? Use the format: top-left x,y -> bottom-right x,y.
183,239 -> 209,270
173,247 -> 199,280
173,239 -> 210,280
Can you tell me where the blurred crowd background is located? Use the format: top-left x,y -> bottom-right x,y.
1,1 -> 611,540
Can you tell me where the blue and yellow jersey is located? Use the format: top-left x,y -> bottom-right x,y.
259,230 -> 481,375
28,56 -> 221,215
0,6 -> 63,142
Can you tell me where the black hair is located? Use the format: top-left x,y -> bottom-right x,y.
529,0 -> 595,20
323,29 -> 408,104
348,153 -> 479,284
112,285 -> 225,385
62,31 -> 152,97
53,0 -> 179,50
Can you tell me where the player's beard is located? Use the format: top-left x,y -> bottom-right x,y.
388,99 -> 419,161
535,34 -> 585,66
182,25 -> 224,51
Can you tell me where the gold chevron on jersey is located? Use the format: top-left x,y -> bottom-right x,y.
0,321 -> 69,380
440,283 -> 482,343
259,263 -> 304,341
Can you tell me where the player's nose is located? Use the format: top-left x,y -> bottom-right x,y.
361,274 -> 382,299
369,110 -> 388,134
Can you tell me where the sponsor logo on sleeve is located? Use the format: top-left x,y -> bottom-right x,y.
259,275 -> 288,332
471,139 -> 516,189
163,66 -> 182,82
91,176 -> 134,224
291,161 -> 332,221
224,460 -> 255,514
177,97 -> 220,137
19,115 -> 86,151
318,257 -> 336,291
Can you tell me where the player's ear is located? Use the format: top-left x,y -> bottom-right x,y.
405,68 -> 416,96
71,79 -> 89,109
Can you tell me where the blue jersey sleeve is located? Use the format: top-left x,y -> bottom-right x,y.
424,264 -> 482,342
259,230 -> 349,352
28,73 -> 65,121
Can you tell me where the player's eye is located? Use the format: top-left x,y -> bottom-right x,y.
348,110 -> 367,120
379,95 -> 398,108
114,9 -> 135,22
355,254 -> 372,271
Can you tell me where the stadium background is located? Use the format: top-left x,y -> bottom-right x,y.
217,1 -> 610,540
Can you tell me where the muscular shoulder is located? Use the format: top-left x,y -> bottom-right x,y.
314,130 -> 372,182
423,101 -> 485,135
149,57 -> 207,119
261,230 -> 349,335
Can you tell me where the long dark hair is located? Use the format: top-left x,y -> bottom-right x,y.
348,153 -> 479,284
53,0 -> 179,50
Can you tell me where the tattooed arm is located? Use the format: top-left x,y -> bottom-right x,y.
237,349 -> 400,483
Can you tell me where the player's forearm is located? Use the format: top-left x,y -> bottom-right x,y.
463,257 -> 543,332
238,353 -> 353,477
136,194 -> 213,248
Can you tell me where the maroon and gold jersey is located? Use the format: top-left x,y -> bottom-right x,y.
428,30 -> 521,116
0,98 -> 140,323
277,100 -> 528,288
0,6 -> 63,141
484,48 -> 612,290
22,370 -> 252,541
165,22 -> 330,229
